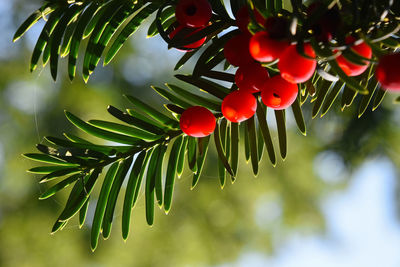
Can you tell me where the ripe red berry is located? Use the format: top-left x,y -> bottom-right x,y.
249,31 -> 289,62
221,90 -> 257,123
335,36 -> 372,76
376,53 -> 400,91
180,106 -> 216,137
235,62 -> 270,93
278,43 -> 317,83
236,6 -> 266,34
224,33 -> 254,67
175,0 -> 212,28
261,75 -> 298,110
169,25 -> 206,50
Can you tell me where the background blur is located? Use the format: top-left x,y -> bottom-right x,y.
1,1 -> 400,266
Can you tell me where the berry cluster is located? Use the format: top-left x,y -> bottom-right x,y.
169,0 -> 212,51
175,1 -> 400,138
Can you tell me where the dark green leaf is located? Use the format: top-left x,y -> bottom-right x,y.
23,153 -> 79,166
90,161 -> 119,250
65,111 -> 142,145
256,104 -> 276,166
217,120 -> 228,188
30,8 -> 64,72
104,3 -> 158,65
68,2 -> 101,80
102,156 -> 133,239
187,136 -> 198,173
88,120 -> 162,142
358,81 -> 379,118
174,50 -> 197,71
40,167 -> 81,183
155,145 -> 168,207
13,2 -> 56,42
145,145 -> 162,226
58,168 -> 101,222
214,121 -> 234,176
312,80 -> 332,118
164,136 -> 184,213
147,6 -> 175,37
230,122 -> 239,178
29,165 -> 76,174
50,4 -> 85,81
291,96 -> 306,135
166,84 -> 221,111
246,116 -> 259,176
39,174 -> 80,200
320,82 -> 344,117
79,197 -> 90,228
124,94 -> 179,129
372,87 -> 387,111
275,110 -> 287,160
176,136 -> 188,177
175,74 -> 231,99
191,136 -> 210,189
152,86 -> 192,109
107,105 -> 166,135
122,150 -> 147,240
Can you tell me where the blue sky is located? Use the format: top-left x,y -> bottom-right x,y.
231,157 -> 400,267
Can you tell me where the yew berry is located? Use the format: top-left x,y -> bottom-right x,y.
335,36 -> 372,76
249,31 -> 289,62
175,0 -> 212,28
236,6 -> 265,34
235,62 -> 270,93
278,43 -> 317,83
376,53 -> 400,91
169,25 -> 206,50
221,90 -> 257,123
180,106 -> 216,137
261,75 -> 298,110
224,33 -> 254,67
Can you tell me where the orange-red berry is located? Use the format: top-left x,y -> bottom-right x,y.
169,25 -> 206,50
224,33 -> 254,67
180,106 -> 216,137
221,90 -> 257,122
278,43 -> 317,83
175,0 -> 212,28
376,53 -> 400,91
235,62 -> 270,93
261,75 -> 298,110
249,31 -> 289,62
335,36 -> 372,76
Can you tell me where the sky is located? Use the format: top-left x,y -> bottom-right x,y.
228,157 -> 400,267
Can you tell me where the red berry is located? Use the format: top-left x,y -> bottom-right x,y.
249,31 -> 289,62
335,36 -> 372,76
236,6 -> 266,34
261,75 -> 298,110
235,62 -> 270,93
222,90 -> 257,122
180,106 -> 216,137
278,43 -> 317,83
224,33 -> 254,67
169,24 -> 206,50
175,0 -> 212,28
376,53 -> 400,91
